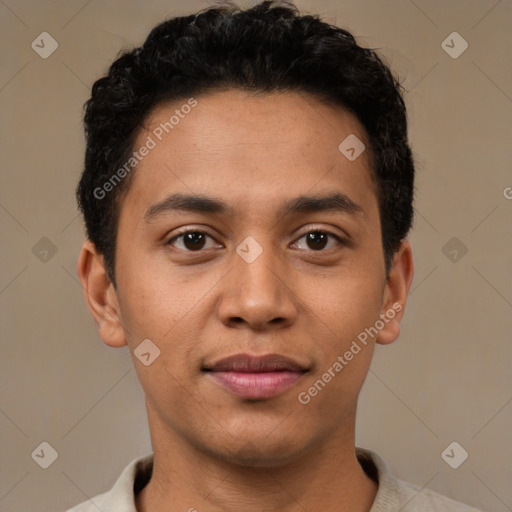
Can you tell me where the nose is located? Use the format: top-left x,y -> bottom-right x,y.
216,241 -> 298,331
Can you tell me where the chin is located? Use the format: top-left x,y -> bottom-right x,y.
231,445 -> 304,468
201,427 -> 312,469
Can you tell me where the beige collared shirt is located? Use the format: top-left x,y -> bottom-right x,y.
66,447 -> 481,511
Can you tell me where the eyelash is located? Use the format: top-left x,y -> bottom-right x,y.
166,227 -> 347,252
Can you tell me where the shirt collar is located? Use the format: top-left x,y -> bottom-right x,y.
97,447 -> 395,511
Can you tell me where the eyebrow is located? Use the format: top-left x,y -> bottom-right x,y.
143,191 -> 363,222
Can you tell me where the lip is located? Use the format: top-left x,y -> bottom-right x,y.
203,353 -> 308,400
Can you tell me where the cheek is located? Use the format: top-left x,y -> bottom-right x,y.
300,268 -> 383,393
309,267 -> 384,334
296,282 -> 380,418
117,260 -> 199,337
117,261 -> 223,381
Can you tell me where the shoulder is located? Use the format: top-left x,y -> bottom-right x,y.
64,452 -> 154,512
356,447 -> 481,512
66,493 -> 108,512
395,479 -> 481,511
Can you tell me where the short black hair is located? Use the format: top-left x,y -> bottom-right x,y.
77,0 -> 415,287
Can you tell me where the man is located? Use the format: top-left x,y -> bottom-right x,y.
69,1 -> 479,510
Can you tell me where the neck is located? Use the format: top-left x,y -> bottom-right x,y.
136,406 -> 377,512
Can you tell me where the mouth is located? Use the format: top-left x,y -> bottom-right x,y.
202,353 -> 309,400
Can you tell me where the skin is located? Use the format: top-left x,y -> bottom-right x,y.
77,89 -> 414,512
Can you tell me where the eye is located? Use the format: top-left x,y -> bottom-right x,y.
292,230 -> 345,251
166,228 -> 346,253
167,230 -> 220,251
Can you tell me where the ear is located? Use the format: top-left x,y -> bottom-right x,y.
76,239 -> 127,348
376,240 -> 414,346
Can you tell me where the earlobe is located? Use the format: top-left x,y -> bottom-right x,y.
76,240 -> 127,348
376,240 -> 414,346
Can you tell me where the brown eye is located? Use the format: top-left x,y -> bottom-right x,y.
293,230 -> 344,251
167,231 -> 218,251
305,232 -> 328,250
182,232 -> 206,250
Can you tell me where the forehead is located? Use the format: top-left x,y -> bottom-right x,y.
120,90 -> 377,222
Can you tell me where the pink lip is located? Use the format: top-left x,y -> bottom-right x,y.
208,370 -> 305,400
203,353 -> 308,400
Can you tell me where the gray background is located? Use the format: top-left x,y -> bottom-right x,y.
0,1 -> 511,511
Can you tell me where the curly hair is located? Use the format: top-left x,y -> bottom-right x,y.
77,0 -> 415,287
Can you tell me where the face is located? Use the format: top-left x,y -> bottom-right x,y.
80,90 -> 412,467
